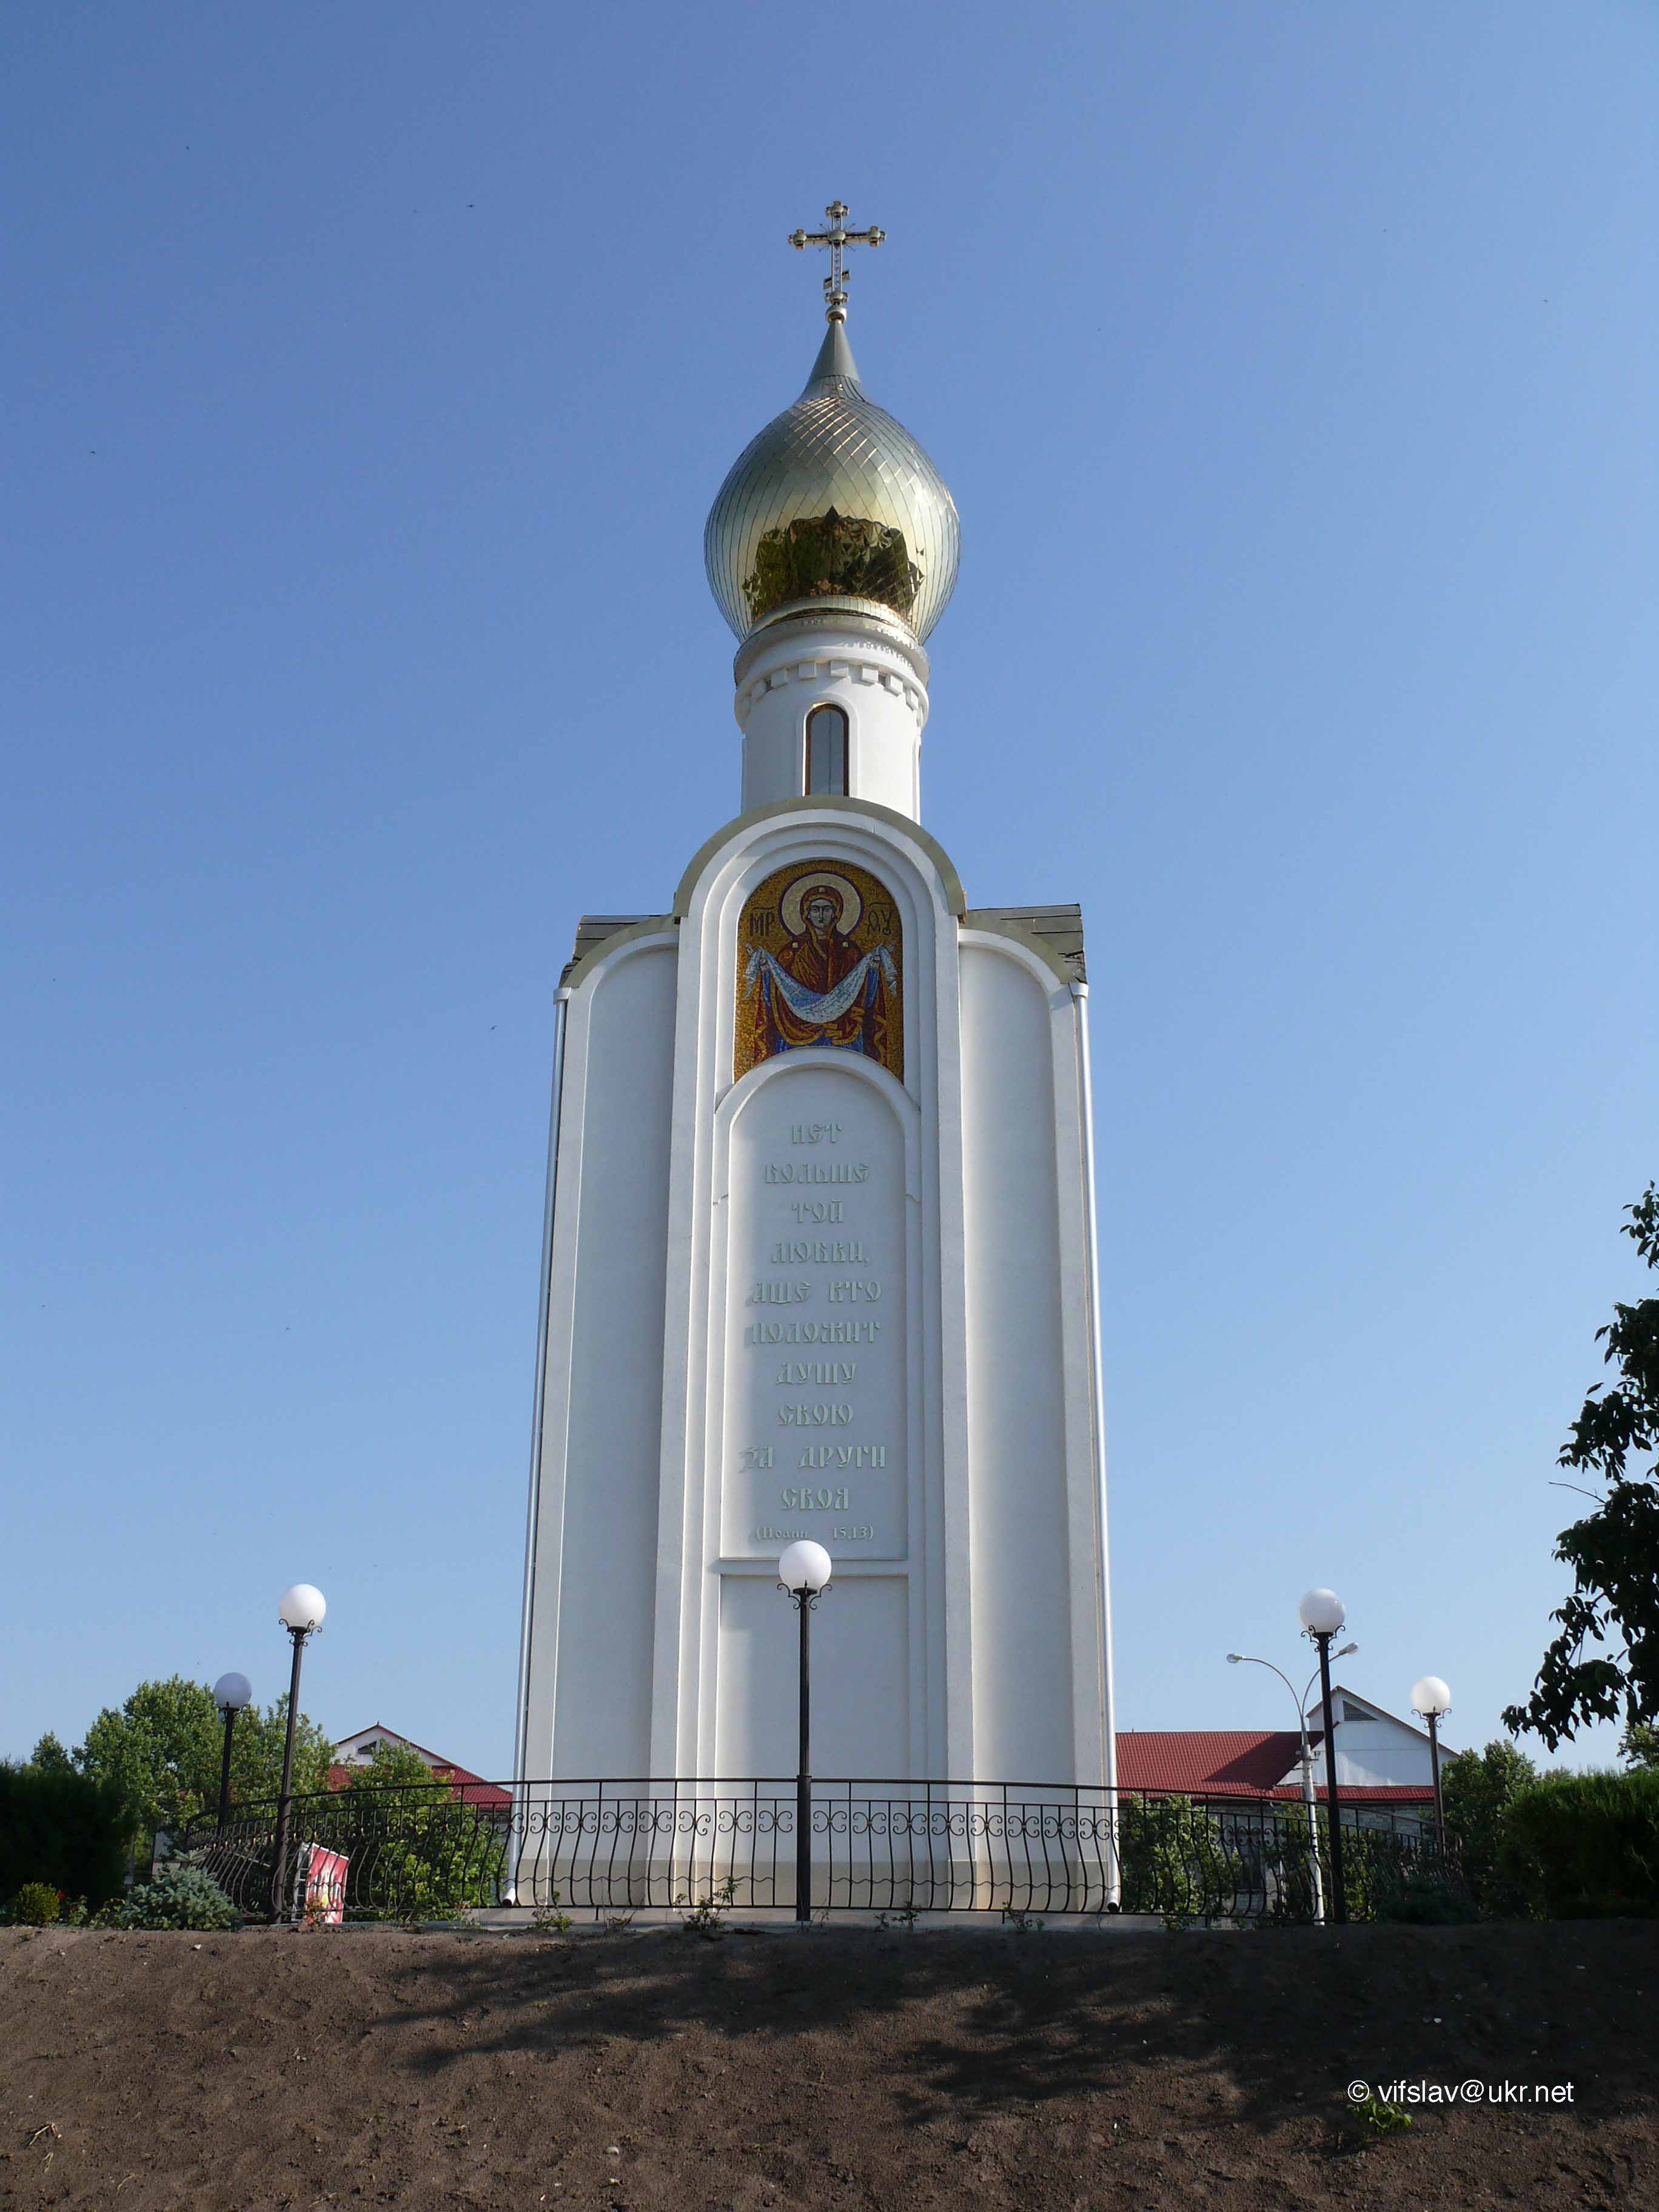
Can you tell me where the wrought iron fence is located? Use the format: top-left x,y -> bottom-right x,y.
180,1777 -> 1452,1925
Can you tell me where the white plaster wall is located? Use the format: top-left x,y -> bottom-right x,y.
651,801 -> 967,1785
715,1574 -> 909,1780
518,799 -> 1114,1810
523,940 -> 677,1778
736,628 -> 925,819
1307,1718 -> 1435,1790
958,940 -> 1078,1781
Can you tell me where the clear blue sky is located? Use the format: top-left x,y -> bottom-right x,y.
4,2 -> 1654,1777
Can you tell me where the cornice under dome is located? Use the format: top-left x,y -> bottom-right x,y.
704,320 -> 960,648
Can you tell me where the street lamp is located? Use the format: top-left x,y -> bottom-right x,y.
1411,1675 -> 1452,1862
777,1541 -> 832,1925
271,1584 -> 326,1922
1298,1588 -> 1349,1924
211,1671 -> 252,1835
1227,1637 -> 1356,1925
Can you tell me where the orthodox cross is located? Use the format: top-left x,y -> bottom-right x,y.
788,201 -> 885,321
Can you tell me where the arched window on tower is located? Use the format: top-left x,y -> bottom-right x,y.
805,704 -> 849,797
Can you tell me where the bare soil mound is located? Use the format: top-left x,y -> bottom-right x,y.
1,1920 -> 1654,2210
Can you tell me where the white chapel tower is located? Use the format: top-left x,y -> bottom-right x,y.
516,208 -> 1116,1795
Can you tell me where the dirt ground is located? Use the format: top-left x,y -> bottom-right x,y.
1,1919 -> 1654,2210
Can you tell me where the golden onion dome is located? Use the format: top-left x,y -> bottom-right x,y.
704,319 -> 960,646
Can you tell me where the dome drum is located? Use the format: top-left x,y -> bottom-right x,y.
731,599 -> 930,692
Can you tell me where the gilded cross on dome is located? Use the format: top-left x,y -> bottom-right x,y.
788,201 -> 885,323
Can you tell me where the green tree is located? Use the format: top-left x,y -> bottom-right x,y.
1621,1722 -> 1659,1771
344,1741 -> 502,1919
0,1761 -> 132,1909
1504,1185 -> 1659,1751
350,1738 -> 446,1793
73,1676 -> 332,1846
1440,1738 -> 1539,1917
27,1732 -> 76,1775
224,1694 -> 333,1811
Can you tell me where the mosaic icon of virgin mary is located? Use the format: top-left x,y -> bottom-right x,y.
736,860 -> 902,1082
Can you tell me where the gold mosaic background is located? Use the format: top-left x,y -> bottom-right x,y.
736,857 -> 903,1084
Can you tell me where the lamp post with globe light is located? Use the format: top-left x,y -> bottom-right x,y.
1411,1676 -> 1452,1862
271,1584 -> 326,1921
212,1672 -> 252,1835
777,1542 -> 833,1924
1227,1637 -> 1356,1924
1298,1589 -> 1350,1923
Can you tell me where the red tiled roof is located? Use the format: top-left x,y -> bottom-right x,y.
1114,1731 -> 1432,1805
428,1764 -> 512,1811
1116,1730 -> 1307,1794
324,1762 -> 512,1810
324,1749 -> 511,1811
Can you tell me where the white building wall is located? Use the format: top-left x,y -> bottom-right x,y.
716,1575 -> 909,1779
518,799 -> 1113,1798
1305,1712 -> 1437,1791
956,936 -> 1112,1788
521,936 -> 678,1778
735,620 -> 928,819
649,800 -> 962,1784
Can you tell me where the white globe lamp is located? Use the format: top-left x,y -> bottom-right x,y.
778,1540 -> 833,1594
278,1583 -> 326,1634
1298,1587 -> 1345,1637
1411,1675 -> 1452,1717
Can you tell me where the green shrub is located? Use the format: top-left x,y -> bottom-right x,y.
1332,1826 -> 1462,1922
1372,1868 -> 1481,1925
104,1853 -> 241,1931
1441,1739 -> 1540,1917
341,1743 -> 501,1920
11,1881 -> 62,1926
1119,1797 -> 1255,1925
0,1761 -> 130,1910
1500,1768 -> 1659,1919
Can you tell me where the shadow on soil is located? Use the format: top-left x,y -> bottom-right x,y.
371,1920 -> 1655,2134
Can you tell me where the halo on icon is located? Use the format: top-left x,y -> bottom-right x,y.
779,870 -> 862,937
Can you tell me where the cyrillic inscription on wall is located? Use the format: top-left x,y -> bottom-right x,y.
723,1064 -> 906,1559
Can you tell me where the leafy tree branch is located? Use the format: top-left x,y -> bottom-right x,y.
1504,1186 -> 1659,1749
